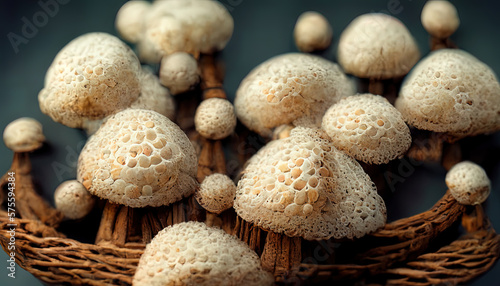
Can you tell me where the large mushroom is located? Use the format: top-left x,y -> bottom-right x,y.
234,53 -> 354,139
39,32 -> 174,133
337,13 -> 420,100
234,127 -> 386,277
133,221 -> 274,286
395,49 -> 500,162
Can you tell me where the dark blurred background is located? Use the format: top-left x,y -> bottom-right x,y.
0,0 -> 499,285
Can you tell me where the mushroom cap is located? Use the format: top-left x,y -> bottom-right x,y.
446,161 -> 490,205
234,53 -> 355,138
195,98 -> 237,140
322,94 -> 411,164
131,67 -> 176,120
294,11 -> 333,53
337,13 -> 420,79
39,32 -> 142,128
133,221 -> 274,286
421,0 -> 460,38
159,52 -> 200,95
77,109 -> 198,208
234,127 -> 386,240
195,173 -> 237,214
395,49 -> 500,138
3,118 -> 45,152
54,180 -> 95,220
142,0 -> 234,58
115,0 -> 151,43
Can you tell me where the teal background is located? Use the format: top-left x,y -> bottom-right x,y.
0,0 -> 499,285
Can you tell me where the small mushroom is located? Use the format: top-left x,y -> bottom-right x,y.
195,98 -> 237,140
294,11 -> 333,53
421,0 -> 460,50
54,180 -> 95,220
445,161 -> 490,205
3,117 -> 45,152
337,13 -> 420,98
133,221 -> 274,286
396,49 -> 500,141
115,0 -> 151,43
234,53 -> 354,138
195,173 -> 236,227
159,52 -> 200,95
322,94 -> 411,164
77,109 -> 198,208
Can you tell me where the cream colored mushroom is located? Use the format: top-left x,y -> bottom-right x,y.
133,222 -> 274,286
395,49 -> 500,140
195,173 -> 236,214
294,11 -> 333,53
322,94 -> 411,164
337,13 -> 420,79
77,109 -> 198,208
195,98 -> 237,140
446,161 -> 490,205
234,53 -> 354,138
115,0 -> 151,43
3,118 -> 45,152
421,0 -> 460,39
234,127 -> 386,240
54,180 -> 95,220
159,52 -> 200,95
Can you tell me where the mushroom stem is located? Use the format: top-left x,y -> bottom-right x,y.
0,152 -> 63,227
95,201 -> 121,245
261,231 -> 302,281
368,78 -> 384,96
406,129 -> 444,162
441,142 -> 462,171
200,54 -> 227,100
430,36 -> 457,51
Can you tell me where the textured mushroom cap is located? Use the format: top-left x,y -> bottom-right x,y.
142,0 -> 234,59
234,127 -> 386,240
195,174 -> 236,214
39,32 -> 142,128
337,13 -> 420,79
159,52 -> 200,95
234,53 -> 355,138
77,109 -> 198,208
133,222 -> 274,286
322,94 -> 411,164
115,0 -> 151,43
54,180 -> 95,220
3,118 -> 45,152
395,49 -> 500,139
294,11 -> 333,53
421,0 -> 460,38
446,161 -> 490,205
195,98 -> 237,140
131,67 -> 175,120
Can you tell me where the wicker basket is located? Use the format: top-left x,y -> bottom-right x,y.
1,55 -> 499,285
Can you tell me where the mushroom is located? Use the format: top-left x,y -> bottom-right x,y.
195,98 -> 237,140
54,180 -> 95,220
421,0 -> 460,50
195,173 -> 236,227
294,11 -> 333,53
234,53 -> 354,139
122,0 -> 233,62
337,13 -> 420,99
321,94 -> 411,164
445,161 -> 490,205
3,117 -> 45,153
133,221 -> 274,285
159,52 -> 200,95
234,127 -> 386,275
38,32 -> 175,132
0,118 -> 63,226
115,0 -> 151,43
77,108 -> 198,208
396,49 -> 500,144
